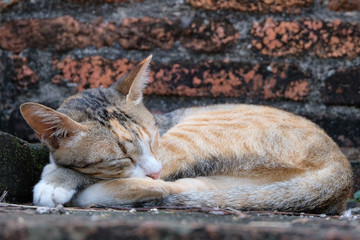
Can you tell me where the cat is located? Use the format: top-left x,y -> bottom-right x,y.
20,55 -> 353,214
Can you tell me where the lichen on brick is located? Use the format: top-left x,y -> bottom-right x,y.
180,18 -> 239,53
251,18 -> 360,59
147,61 -> 311,101
52,56 -> 311,101
10,55 -> 39,91
186,0 -> 313,14
52,56 -> 135,91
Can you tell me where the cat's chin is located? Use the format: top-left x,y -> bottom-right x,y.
127,166 -> 145,178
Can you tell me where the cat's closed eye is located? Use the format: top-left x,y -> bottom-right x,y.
110,157 -> 134,164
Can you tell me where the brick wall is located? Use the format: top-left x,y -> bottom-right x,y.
0,1 -> 359,162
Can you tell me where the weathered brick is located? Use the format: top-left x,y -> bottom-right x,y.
118,17 -> 181,50
0,0 -> 21,11
10,55 -> 39,91
341,147 -> 360,162
353,161 -> 360,196
186,0 -> 313,14
53,56 -> 311,101
147,61 -> 311,101
180,18 -> 239,53
69,0 -> 130,3
69,0 -> 145,3
0,16 -> 181,53
0,16 -> 240,53
323,67 -> 360,105
328,0 -> 360,11
0,16 -> 119,53
251,18 -> 360,59
307,114 -> 360,148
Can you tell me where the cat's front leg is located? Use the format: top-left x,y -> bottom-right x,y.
34,163 -> 95,207
72,177 -> 211,207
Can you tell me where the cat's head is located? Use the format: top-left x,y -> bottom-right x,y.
20,55 -> 162,180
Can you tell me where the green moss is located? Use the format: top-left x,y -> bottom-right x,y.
0,131 -> 49,203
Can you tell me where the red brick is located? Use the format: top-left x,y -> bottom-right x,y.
180,18 -> 239,53
10,55 -> 39,91
328,0 -> 360,11
53,56 -> 311,101
186,0 -> 313,14
251,18 -> 360,59
323,66 -> 360,105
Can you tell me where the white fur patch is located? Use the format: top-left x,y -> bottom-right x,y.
72,183 -> 111,207
41,162 -> 57,177
49,154 -> 56,164
33,180 -> 76,207
137,142 -> 162,176
129,165 -> 146,178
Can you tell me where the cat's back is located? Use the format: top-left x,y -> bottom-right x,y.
177,104 -> 316,129
161,104 -> 349,170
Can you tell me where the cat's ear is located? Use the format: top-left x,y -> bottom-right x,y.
20,102 -> 88,150
113,55 -> 152,105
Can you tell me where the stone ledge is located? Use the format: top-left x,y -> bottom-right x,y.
0,204 -> 359,240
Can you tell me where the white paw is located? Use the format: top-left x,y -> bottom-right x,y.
33,181 -> 76,207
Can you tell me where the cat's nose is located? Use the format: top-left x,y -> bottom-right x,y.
147,171 -> 161,180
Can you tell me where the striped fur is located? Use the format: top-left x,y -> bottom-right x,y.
21,56 -> 353,214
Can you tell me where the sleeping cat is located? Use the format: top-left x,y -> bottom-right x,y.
20,55 -> 353,214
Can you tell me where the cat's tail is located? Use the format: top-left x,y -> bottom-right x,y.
155,162 -> 352,215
